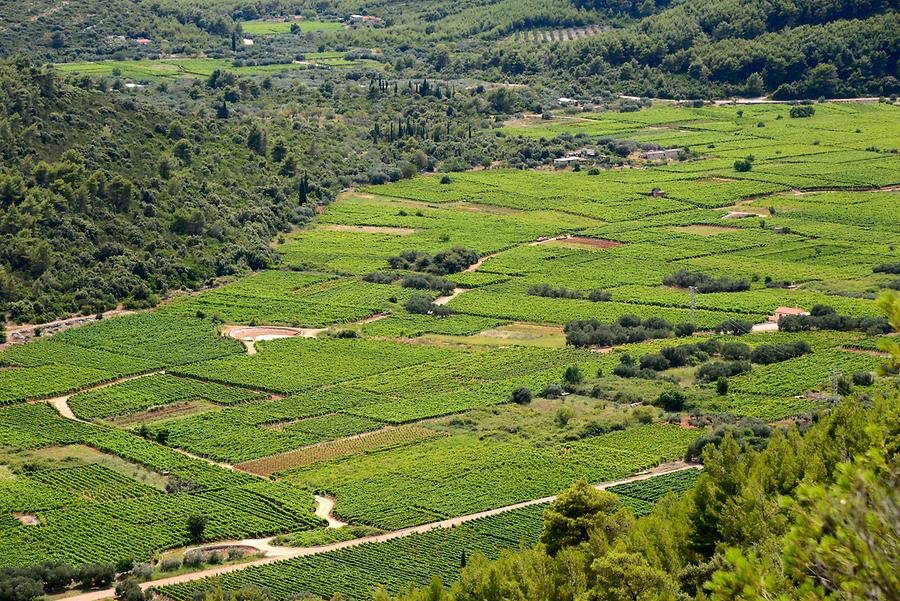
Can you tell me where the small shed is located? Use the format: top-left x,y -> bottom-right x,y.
768,306 -> 809,323
641,148 -> 683,160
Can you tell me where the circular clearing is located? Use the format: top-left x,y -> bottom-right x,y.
228,326 -> 306,341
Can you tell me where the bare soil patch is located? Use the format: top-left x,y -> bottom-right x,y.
13,512 -> 38,525
319,225 -> 421,235
106,400 -> 217,427
226,326 -> 306,341
670,224 -> 743,236
543,236 -> 623,249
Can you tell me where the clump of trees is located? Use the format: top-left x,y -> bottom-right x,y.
527,285 -> 612,301
789,105 -> 816,118
405,294 -> 453,317
663,270 -> 750,293
750,341 -> 810,364
0,562 -> 116,601
874,262 -> 900,274
696,359 -> 752,382
527,284 -> 583,299
387,247 -> 478,275
564,314 -> 684,347
779,305 -> 890,335
399,274 -> 455,294
716,318 -> 753,335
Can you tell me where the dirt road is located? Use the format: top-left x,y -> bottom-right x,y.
61,461 -> 699,601
36,371 -> 166,421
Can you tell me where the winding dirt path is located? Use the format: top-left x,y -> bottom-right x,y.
35,371 -> 167,422
433,288 -> 465,306
314,494 -> 347,528
1,308 -> 136,349
60,462 -> 699,601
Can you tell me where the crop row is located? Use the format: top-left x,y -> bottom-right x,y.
69,374 -> 267,420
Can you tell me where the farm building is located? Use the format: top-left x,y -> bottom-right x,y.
641,148 -> 683,160
558,97 -> 579,107
553,156 -> 585,166
768,307 -> 810,323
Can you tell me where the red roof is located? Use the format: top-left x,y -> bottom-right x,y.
774,306 -> 806,315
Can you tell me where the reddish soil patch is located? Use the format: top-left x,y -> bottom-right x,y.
552,236 -> 623,249
319,225 -> 420,235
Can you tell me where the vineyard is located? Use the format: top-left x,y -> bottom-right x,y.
0,102 -> 896,583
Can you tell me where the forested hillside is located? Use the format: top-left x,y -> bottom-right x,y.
0,56 -> 561,323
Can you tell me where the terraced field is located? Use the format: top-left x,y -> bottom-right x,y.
0,102 -> 896,596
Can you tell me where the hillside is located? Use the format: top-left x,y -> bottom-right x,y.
0,1 -> 897,600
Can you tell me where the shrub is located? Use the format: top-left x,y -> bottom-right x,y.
697,360 -> 751,383
656,389 -> 686,412
674,322 -> 695,337
130,562 -> 152,580
716,377 -> 729,396
541,384 -> 564,399
632,405 -> 655,424
439,175 -> 452,184
76,564 -> 116,588
563,365 -> 583,384
555,406 -> 575,426
715,319 -> 752,336
400,273 -> 455,293
528,284 -> 582,299
362,272 -> 400,284
733,158 -> 752,172
405,294 -> 436,314
510,386 -> 533,405
114,579 -> 145,601
852,371 -> 875,386
789,105 -> 815,118
587,289 -> 612,302
187,514 -> 207,542
639,353 -> 670,371
873,262 -> 900,274
721,342 -> 751,361
160,557 -> 182,572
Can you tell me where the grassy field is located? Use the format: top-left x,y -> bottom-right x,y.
239,19 -> 345,35
53,53 -> 354,80
0,102 -> 896,583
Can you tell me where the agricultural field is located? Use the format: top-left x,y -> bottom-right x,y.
239,19 -> 345,35
0,102 -> 896,591
52,53 -> 354,81
155,467 -> 699,601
